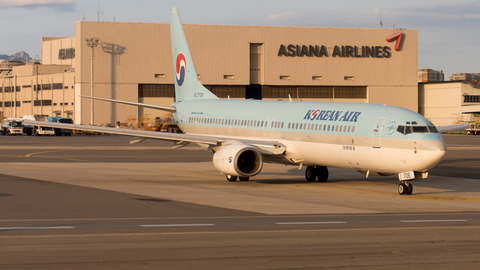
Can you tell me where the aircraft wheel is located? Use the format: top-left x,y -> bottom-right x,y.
317,166 -> 329,182
398,183 -> 407,195
239,177 -> 250,182
305,166 -> 317,182
226,175 -> 237,182
406,183 -> 413,195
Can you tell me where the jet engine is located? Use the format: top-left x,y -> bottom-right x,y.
213,144 -> 263,177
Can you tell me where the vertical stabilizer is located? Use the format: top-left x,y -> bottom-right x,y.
170,7 -> 218,102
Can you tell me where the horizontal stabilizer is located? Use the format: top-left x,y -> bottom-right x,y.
80,95 -> 176,112
437,124 -> 469,134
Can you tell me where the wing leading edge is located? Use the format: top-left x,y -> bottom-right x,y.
21,120 -> 287,155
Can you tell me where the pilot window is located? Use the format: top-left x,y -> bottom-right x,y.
397,125 -> 438,135
428,126 -> 438,133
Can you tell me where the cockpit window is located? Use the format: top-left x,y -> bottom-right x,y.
427,126 -> 438,133
396,125 -> 438,135
396,125 -> 405,134
412,126 -> 429,133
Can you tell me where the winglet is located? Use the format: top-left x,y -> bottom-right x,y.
169,7 -> 218,102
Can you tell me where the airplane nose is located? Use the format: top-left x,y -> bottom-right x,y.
420,134 -> 446,170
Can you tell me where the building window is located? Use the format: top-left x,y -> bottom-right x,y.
155,74 -> 166,78
464,95 -> 480,103
204,85 -> 245,98
334,86 -> 367,99
139,84 -> 175,98
223,75 -> 235,79
3,86 -> 20,92
280,76 -> 290,80
344,76 -> 355,81
312,76 -> 323,80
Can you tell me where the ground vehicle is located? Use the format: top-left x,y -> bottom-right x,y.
23,115 -> 55,136
48,117 -> 73,136
1,119 -> 24,135
464,121 -> 480,135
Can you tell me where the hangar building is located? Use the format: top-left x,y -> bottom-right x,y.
0,21 -> 418,126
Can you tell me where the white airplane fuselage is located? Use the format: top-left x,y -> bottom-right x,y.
173,99 -> 446,175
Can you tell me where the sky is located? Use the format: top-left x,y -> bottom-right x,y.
1,0 -> 479,79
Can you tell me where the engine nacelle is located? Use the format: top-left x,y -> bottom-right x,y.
213,144 -> 263,177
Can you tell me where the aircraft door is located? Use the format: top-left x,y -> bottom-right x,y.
180,109 -> 186,123
270,118 -> 276,135
372,117 -> 386,148
262,117 -> 269,134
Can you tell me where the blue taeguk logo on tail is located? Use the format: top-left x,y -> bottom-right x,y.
176,53 -> 187,87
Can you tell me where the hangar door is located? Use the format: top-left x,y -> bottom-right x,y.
250,43 -> 264,84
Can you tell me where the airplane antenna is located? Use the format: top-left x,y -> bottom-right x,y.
97,0 -> 101,21
82,13 -> 86,21
288,94 -> 292,102
379,11 -> 383,28
113,13 -> 116,22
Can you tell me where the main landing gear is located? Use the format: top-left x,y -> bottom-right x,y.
305,166 -> 329,182
398,181 -> 413,195
226,175 -> 249,182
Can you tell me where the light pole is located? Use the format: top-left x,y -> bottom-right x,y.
85,37 -> 99,125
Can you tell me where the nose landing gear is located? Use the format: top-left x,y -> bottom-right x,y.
398,181 -> 413,195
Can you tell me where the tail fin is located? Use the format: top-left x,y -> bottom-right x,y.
170,7 -> 218,102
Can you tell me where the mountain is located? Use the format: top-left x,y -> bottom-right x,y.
0,51 -> 33,61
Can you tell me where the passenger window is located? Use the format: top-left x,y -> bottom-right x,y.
352,126 -> 355,133
347,126 -> 351,132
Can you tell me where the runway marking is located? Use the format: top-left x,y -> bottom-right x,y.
400,219 -> 467,223
0,226 -> 74,231
1,218 -> 477,232
276,221 -> 346,225
141,223 -> 214,227
25,150 -> 65,158
404,196 -> 480,202
2,225 -> 480,239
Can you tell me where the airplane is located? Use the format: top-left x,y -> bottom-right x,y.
23,7 -> 467,195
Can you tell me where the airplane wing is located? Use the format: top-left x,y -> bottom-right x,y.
436,124 -> 469,134
21,120 -> 286,155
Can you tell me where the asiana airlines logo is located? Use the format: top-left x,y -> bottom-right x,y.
304,110 -> 361,122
